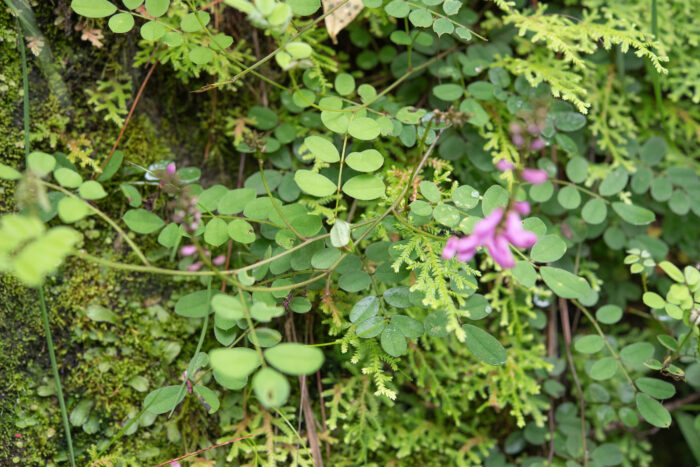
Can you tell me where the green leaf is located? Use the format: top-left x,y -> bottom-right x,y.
304,136 -> 339,163
433,83 -> 463,101
356,316 -> 386,338
211,294 -> 243,328
620,342 -> 654,363
78,181 -> 107,200
108,12 -> 135,33
658,261 -> 684,282
636,377 -> 676,399
531,235 -> 566,263
27,151 -> 55,176
189,46 -> 214,65
589,357 -> 617,381
120,183 -> 141,207
642,292 -> 665,309
330,220 -> 350,247
58,197 -> 90,223
482,185 -> 508,215
144,386 -> 185,414
140,21 -> 166,40
574,335 -> 604,354
342,174 -> 385,200
209,347 -> 261,380
383,286 -> 411,308
71,0 -> 117,17
385,0 -> 410,17
381,324 -> 407,356
391,315 -> 423,338
596,304 -> 622,324
0,162 -> 21,180
345,149 -> 384,172
54,168 -> 83,188
123,0 -> 143,9
612,202 -> 655,225
599,168 -> 629,196
248,328 -> 282,347
592,443 -> 623,467
334,73 -> 356,96
348,117 -> 380,140
217,188 -> 256,215
264,343 -> 324,375
433,17 -> 454,36
228,218 -> 255,244
123,208 -> 164,234
442,0 -> 460,14
145,0 -> 169,17
553,111 -> 586,132
420,181 -> 441,203
512,261 -> 537,288
566,157 -> 588,183
128,375 -> 149,392
203,218 -> 228,246
557,186 -> 581,209
407,7 -> 431,27
432,204 -> 460,227
70,399 -> 94,426
287,0 -> 320,15
452,185 -> 480,209
640,136 -> 666,166
175,290 -> 211,318
540,266 -> 592,300
338,270 -> 370,292
253,368 -> 290,408
86,304 -> 117,324
294,170 -> 336,197
350,296 -> 380,323
467,81 -> 495,100
462,324 -> 507,365
180,11 -> 210,32
581,198 -> 607,224
636,393 -> 671,428
193,385 -> 220,414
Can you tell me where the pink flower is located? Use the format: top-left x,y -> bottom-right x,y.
441,207 -> 538,269
473,208 -> 503,241
514,201 -> 531,215
442,237 -> 459,259
187,261 -> 203,271
530,138 -> 546,151
496,159 -> 515,171
180,245 -> 197,256
170,462 -> 182,467
166,163 -> 176,175
504,212 -> 537,248
521,168 -> 548,184
509,121 -> 522,135
212,254 -> 226,265
486,235 -> 515,269
527,123 -> 541,136
512,134 -> 525,148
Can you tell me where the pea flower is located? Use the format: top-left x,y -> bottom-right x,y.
442,202 -> 537,269
521,168 -> 548,184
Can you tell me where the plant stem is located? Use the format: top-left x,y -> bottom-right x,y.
39,286 -> 76,467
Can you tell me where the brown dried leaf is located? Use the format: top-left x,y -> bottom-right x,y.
322,0 -> 364,42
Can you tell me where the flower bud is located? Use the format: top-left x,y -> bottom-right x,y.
166,162 -> 176,175
509,121 -> 522,135
496,159 -> 515,171
521,168 -> 548,184
530,138 -> 546,151
180,245 -> 197,256
527,123 -> 541,136
512,134 -> 525,148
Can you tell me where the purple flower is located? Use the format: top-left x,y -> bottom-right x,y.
170,462 -> 181,467
530,138 -> 546,151
473,208 -> 503,241
514,201 -> 531,215
526,123 -> 541,136
212,254 -> 226,265
521,168 -> 548,184
441,206 -> 538,269
504,212 -> 537,248
442,237 -> 459,259
512,134 -> 525,148
496,159 -> 515,171
180,245 -> 197,256
486,235 -> 516,269
187,261 -> 203,271
509,122 -> 522,135
166,163 -> 176,175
